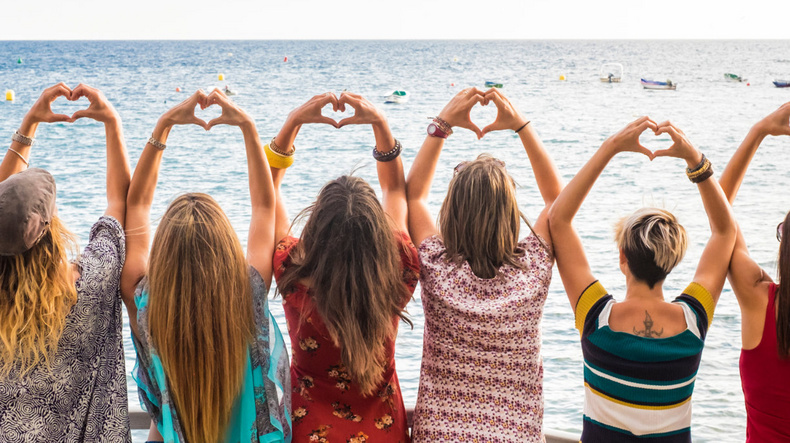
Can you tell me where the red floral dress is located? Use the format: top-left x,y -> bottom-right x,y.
273,232 -> 419,443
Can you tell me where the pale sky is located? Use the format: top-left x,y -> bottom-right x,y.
3,0 -> 790,40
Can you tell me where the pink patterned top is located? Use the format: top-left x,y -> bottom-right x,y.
411,234 -> 553,443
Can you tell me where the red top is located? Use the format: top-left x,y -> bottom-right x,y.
273,233 -> 420,443
740,283 -> 790,442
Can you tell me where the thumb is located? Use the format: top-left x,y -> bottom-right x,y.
337,116 -> 357,129
481,122 -> 498,136
49,113 -> 72,123
636,145 -> 655,161
317,116 -> 340,128
206,116 -> 224,130
652,148 -> 672,158
465,122 -> 483,140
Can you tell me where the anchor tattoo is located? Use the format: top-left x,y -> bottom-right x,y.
633,310 -> 663,338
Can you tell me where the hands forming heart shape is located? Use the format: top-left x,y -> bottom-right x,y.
602,116 -> 703,165
27,82 -> 120,125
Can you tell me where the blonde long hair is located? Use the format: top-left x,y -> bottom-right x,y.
438,154 -> 530,279
0,216 -> 78,376
277,176 -> 411,396
148,193 -> 255,443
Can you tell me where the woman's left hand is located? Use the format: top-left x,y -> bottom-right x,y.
481,88 -> 528,135
70,84 -> 120,124
206,89 -> 254,128
653,121 -> 702,166
336,92 -> 386,128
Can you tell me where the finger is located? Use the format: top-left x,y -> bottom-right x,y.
70,84 -> 95,102
338,92 -> 360,107
69,110 -> 90,122
487,92 -> 508,109
482,122 -> 504,136
655,120 -> 673,129
460,121 -> 483,139
194,89 -> 209,109
193,116 -> 210,130
337,116 -> 359,128
48,83 -> 73,101
656,126 -> 681,140
206,116 -> 226,129
652,148 -> 674,157
636,120 -> 658,133
47,113 -> 72,123
316,116 -> 340,128
636,144 -> 656,161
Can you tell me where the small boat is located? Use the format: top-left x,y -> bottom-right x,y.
384,90 -> 409,104
724,73 -> 746,82
599,63 -> 624,83
641,78 -> 677,90
484,81 -> 503,88
773,80 -> 790,88
223,85 -> 237,96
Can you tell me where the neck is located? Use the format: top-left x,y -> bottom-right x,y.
624,274 -> 664,301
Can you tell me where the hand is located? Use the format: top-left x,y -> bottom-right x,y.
159,90 -> 210,129
22,83 -> 73,125
286,92 -> 340,128
436,87 -> 486,139
336,92 -> 385,128
69,84 -> 119,124
481,88 -> 527,135
601,116 -> 658,160
653,121 -> 702,166
205,89 -> 254,129
753,102 -> 790,137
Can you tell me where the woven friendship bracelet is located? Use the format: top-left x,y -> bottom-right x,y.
11,130 -> 34,146
148,136 -> 166,151
372,138 -> 402,162
686,157 -> 711,179
686,153 -> 707,174
515,121 -> 531,133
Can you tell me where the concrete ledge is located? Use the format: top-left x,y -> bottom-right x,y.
129,406 -> 578,442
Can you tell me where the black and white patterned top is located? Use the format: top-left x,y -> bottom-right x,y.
0,216 -> 131,443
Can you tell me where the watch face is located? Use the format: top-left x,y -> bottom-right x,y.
428,123 -> 438,135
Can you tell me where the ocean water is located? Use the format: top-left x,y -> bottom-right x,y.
2,40 -> 790,442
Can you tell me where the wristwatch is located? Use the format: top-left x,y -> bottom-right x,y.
427,122 -> 449,139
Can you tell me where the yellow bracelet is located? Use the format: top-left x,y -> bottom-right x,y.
264,144 -> 294,169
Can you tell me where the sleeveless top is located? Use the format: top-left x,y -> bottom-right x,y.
575,281 -> 714,442
411,233 -> 553,443
0,216 -> 130,442
739,283 -> 790,442
132,266 -> 292,443
273,232 -> 420,443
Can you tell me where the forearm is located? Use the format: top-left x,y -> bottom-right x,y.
719,127 -> 766,204
104,118 -> 131,215
697,174 -> 736,237
372,120 -> 402,194
406,135 -> 444,203
241,121 -> 275,210
518,124 -> 563,205
271,118 -> 294,244
549,144 -> 614,225
127,120 -> 169,208
1,117 -> 38,181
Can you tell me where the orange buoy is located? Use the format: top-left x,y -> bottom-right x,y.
451,83 -> 455,86
747,83 -> 751,86
283,56 -> 288,62
176,87 -> 182,92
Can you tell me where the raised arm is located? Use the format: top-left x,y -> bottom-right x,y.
1,83 -> 71,181
271,93 -> 340,246
205,90 -> 275,286
480,88 -> 563,242
654,122 -> 737,301
405,88 -> 485,247
337,92 -> 409,232
120,90 -> 210,330
70,84 -> 131,225
549,117 -> 656,309
719,103 -> 790,303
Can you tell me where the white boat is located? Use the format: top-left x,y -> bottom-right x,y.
384,90 -> 409,104
599,63 -> 623,83
223,85 -> 237,96
724,73 -> 746,83
641,78 -> 677,90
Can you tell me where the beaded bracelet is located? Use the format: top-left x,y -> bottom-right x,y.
372,139 -> 402,162
270,137 -> 295,156
431,117 -> 453,137
686,153 -> 707,174
686,157 -> 713,183
265,143 -> 294,169
11,130 -> 34,146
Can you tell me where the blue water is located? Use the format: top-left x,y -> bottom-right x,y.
3,40 -> 790,442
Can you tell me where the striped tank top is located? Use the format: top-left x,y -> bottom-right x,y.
575,281 -> 715,442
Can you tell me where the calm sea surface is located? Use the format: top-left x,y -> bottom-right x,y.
2,40 -> 790,441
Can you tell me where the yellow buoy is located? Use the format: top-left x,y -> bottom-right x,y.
559,75 -> 566,81
5,90 -> 14,101
218,73 -> 225,81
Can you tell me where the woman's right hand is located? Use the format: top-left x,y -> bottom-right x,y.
22,82 -> 73,126
436,87 -> 487,139
753,102 -> 790,137
601,116 -> 657,160
286,92 -> 340,128
653,121 -> 703,167
158,89 -> 210,129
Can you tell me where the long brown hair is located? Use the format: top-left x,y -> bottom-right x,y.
0,216 -> 77,376
777,212 -> 790,358
438,154 -> 532,279
147,193 -> 255,442
277,176 -> 411,396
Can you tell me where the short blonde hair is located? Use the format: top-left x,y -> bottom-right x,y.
614,208 -> 687,288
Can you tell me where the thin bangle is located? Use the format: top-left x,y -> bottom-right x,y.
7,148 -> 29,167
515,121 -> 531,133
